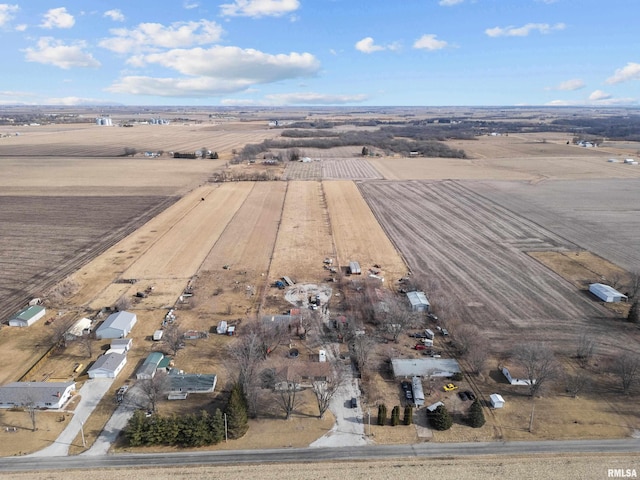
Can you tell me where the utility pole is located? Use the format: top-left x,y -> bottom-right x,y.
80,420 -> 86,448
367,409 -> 371,437
528,398 -> 535,433
224,413 -> 228,443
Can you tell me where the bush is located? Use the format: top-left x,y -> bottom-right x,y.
391,406 -> 401,426
377,404 -> 387,426
403,405 -> 413,425
451,372 -> 464,382
430,405 -> 453,431
467,399 -> 485,428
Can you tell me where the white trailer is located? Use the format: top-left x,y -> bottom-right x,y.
153,330 -> 164,341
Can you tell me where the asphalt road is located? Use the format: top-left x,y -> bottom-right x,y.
3,439 -> 640,472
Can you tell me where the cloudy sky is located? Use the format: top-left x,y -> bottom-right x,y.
0,0 -> 638,106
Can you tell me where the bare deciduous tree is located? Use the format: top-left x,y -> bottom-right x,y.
79,334 -> 94,358
351,334 -> 376,373
451,324 -> 481,355
565,371 -> 590,398
137,372 -> 170,412
377,296 -> 415,343
23,397 -> 37,431
612,352 -> 640,395
227,331 -> 265,417
162,324 -> 186,357
273,369 -> 302,420
311,354 -> 346,419
466,344 -> 487,375
576,333 -> 596,368
48,318 -> 75,349
511,342 -> 560,397
115,295 -> 132,312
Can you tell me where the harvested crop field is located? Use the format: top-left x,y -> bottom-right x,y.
283,160 -> 322,180
322,158 -> 382,179
359,180 -> 640,354
468,179 -> 640,272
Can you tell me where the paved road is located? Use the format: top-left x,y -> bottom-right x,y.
26,379 -> 114,457
3,438 -> 640,472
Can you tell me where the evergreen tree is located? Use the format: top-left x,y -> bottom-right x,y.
467,399 -> 486,428
225,382 -> 249,439
377,404 -> 387,426
430,405 -> 453,431
628,300 -> 640,324
391,405 -> 400,426
403,405 -> 413,426
125,410 -> 147,446
361,146 -> 369,156
210,408 -> 225,444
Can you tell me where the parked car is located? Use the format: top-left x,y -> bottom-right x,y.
414,344 -> 427,350
351,397 -> 357,408
441,328 -> 449,336
458,391 -> 468,401
464,390 -> 476,401
406,390 -> 413,400
427,313 -> 438,321
443,383 -> 458,392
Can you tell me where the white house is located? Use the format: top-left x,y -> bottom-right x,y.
490,393 -> 505,409
95,311 -> 137,339
87,352 -> 127,379
589,283 -> 628,303
8,305 -> 46,327
0,381 -> 75,409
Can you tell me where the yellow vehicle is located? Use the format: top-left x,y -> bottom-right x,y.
443,383 -> 458,392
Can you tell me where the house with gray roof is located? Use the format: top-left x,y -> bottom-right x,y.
391,358 -> 460,378
0,381 -> 75,409
167,372 -> 217,400
95,311 -> 137,339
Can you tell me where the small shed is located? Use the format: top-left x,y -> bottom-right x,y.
111,338 -> 133,352
95,311 -> 137,339
8,305 -> 46,327
216,321 -> 228,335
411,376 -> 425,407
589,283 -> 628,303
426,401 -> 444,413
88,353 -> 127,379
490,393 -> 505,409
65,317 -> 92,340
407,291 -> 430,312
348,261 -> 361,275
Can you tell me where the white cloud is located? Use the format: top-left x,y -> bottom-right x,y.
184,1 -> 199,9
132,46 -> 319,80
0,4 -> 19,27
108,46 -> 320,97
24,37 -> 100,69
220,0 -> 300,18
356,37 -> 383,53
40,7 -> 75,29
413,34 -> 448,51
547,78 -> 585,91
221,92 -> 368,106
485,22 -> 565,37
44,96 -> 118,106
606,62 -> 640,84
588,89 -> 611,101
439,0 -> 464,5
104,9 -> 125,22
15,23 -> 26,31
100,20 -> 224,54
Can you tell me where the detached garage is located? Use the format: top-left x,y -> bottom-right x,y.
95,311 -> 137,339
589,283 -> 628,303
88,352 -> 127,379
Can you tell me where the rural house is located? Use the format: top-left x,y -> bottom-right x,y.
95,311 -> 137,339
88,352 -> 127,379
502,366 -> 534,386
589,283 -> 628,303
0,381 -> 75,409
391,358 -> 461,378
136,352 -> 169,380
167,372 -> 217,400
8,305 -> 46,327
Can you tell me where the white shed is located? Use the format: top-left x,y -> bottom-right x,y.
95,311 -> 137,339
406,291 -> 430,312
8,305 -> 46,327
65,317 -> 92,340
88,353 -> 127,379
589,283 -> 627,303
490,393 -> 505,409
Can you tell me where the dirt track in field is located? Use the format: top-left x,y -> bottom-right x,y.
359,180 -> 640,355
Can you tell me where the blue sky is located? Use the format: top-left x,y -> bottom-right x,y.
0,0 -> 638,106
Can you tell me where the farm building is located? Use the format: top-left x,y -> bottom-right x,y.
95,311 -> 137,339
88,352 -> 127,379
136,352 -> 170,380
110,338 -> 133,352
426,401 -> 444,413
490,393 -> 505,409
406,291 -> 430,312
8,305 -> 46,327
348,261 -> 361,275
502,366 -> 534,386
216,321 -> 228,335
391,358 -> 461,378
65,317 -> 92,340
589,283 -> 628,303
167,373 -> 217,400
0,381 -> 75,409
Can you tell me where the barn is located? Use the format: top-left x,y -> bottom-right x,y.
589,283 -> 628,303
87,352 -> 127,379
95,311 -> 137,339
8,305 -> 46,327
406,291 -> 430,312
0,381 -> 75,409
